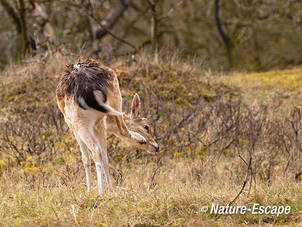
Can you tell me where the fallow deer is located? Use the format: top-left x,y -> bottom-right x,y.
56,58 -> 159,195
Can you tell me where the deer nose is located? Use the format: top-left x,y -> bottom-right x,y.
155,144 -> 159,152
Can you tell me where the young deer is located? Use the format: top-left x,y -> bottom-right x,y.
56,59 -> 159,195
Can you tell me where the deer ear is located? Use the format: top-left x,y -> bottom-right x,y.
131,93 -> 141,119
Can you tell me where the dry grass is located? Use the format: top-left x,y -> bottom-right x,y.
0,158 -> 302,226
0,52 -> 302,226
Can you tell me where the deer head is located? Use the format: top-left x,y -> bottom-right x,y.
123,93 -> 159,153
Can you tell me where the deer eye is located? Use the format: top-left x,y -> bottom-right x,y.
143,125 -> 149,132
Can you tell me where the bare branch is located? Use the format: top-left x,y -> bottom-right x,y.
229,155 -> 252,205
89,10 -> 137,51
95,0 -> 132,40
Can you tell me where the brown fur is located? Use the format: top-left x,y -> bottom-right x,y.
55,58 -> 159,195
123,115 -> 158,150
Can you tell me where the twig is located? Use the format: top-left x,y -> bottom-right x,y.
238,154 -> 248,166
66,0 -> 137,51
149,154 -> 163,188
88,3 -> 137,51
229,154 -> 252,205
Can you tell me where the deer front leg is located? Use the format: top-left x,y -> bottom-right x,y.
114,115 -> 146,144
93,144 -> 110,195
112,93 -> 146,143
99,150 -> 112,193
93,127 -> 112,193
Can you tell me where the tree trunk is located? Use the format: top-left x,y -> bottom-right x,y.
215,0 -> 234,69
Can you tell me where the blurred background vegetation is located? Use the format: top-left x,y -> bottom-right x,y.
2,1 -> 302,225
1,0 -> 302,71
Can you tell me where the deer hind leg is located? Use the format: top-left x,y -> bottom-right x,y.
74,134 -> 92,192
81,147 -> 92,192
76,121 -> 107,195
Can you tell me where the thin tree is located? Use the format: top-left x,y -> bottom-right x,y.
0,0 -> 35,56
215,0 -> 234,69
